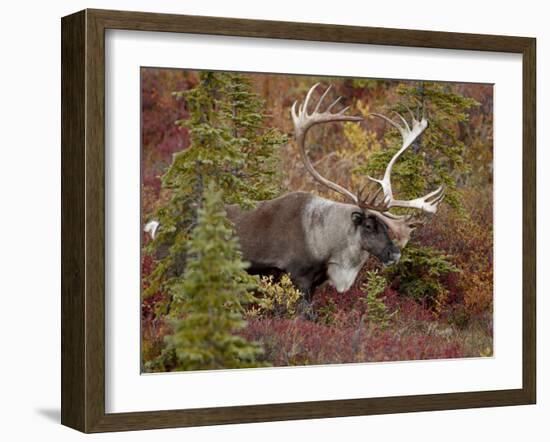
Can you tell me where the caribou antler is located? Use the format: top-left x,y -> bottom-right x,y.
291,84 -> 444,218
291,83 -> 390,212
368,109 -> 444,214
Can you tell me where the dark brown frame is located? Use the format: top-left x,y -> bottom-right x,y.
61,8 -> 536,433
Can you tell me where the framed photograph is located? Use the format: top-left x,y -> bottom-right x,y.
61,9 -> 536,433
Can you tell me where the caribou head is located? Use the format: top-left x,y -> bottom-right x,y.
291,83 -> 444,262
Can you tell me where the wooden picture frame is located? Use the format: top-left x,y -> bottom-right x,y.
61,8 -> 536,433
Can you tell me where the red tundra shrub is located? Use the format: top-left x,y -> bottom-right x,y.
241,314 -> 467,367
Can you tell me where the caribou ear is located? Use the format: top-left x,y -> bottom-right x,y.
351,211 -> 365,226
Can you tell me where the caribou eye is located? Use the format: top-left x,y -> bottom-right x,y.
351,211 -> 364,226
364,216 -> 377,232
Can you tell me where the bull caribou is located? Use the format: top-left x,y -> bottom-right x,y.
146,83 -> 444,301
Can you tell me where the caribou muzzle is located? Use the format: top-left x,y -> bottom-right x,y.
381,245 -> 401,266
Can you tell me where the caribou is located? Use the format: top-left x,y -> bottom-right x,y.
146,83 -> 444,301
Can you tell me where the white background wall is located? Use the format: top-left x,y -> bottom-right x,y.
0,0 -> 546,440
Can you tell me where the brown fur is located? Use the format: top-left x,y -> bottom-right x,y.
226,192 -> 323,289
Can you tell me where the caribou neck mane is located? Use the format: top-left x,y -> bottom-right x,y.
302,195 -> 368,292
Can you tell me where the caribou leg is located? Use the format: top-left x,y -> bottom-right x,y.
291,270 -> 327,321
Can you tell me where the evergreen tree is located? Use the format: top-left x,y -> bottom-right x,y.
146,183 -> 265,372
362,271 -> 392,330
220,74 -> 285,203
144,71 -> 287,302
356,81 -> 479,213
